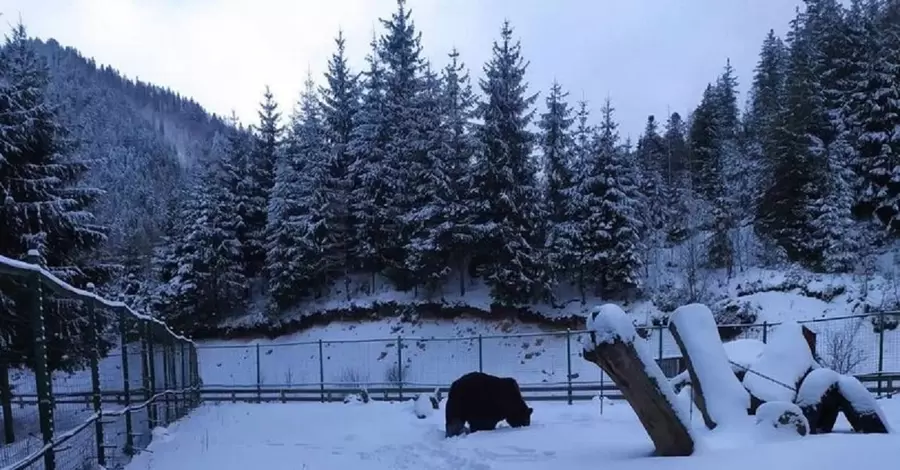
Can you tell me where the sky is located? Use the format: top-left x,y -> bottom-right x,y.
1,0 -> 805,140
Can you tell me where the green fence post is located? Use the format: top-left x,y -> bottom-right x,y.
140,327 -> 151,412
478,335 -> 483,373
192,344 -> 201,405
566,329 -> 573,405
169,343 -> 178,418
26,251 -> 55,470
181,341 -> 188,416
0,356 -> 14,444
657,325 -> 664,363
762,321 -> 768,344
162,344 -> 171,425
878,311 -> 886,397
85,285 -> 105,466
318,340 -> 325,403
256,343 -> 262,403
146,323 -> 157,430
397,336 -> 403,400
118,308 -> 134,454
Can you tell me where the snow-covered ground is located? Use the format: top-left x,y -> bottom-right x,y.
123,396 -> 900,470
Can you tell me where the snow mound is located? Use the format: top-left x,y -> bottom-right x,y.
583,304 -> 637,346
412,392 -> 438,419
795,368 -> 841,408
755,401 -> 809,440
670,303 -> 750,426
743,321 -> 816,403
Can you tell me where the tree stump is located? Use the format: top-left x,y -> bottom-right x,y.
584,338 -> 694,456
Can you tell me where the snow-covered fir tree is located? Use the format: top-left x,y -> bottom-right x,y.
319,31 -> 361,298
539,81 -> 578,291
267,75 -> 331,309
240,86 -> 282,282
0,23 -> 108,370
571,99 -> 643,298
348,35 -> 391,288
471,21 -> 547,304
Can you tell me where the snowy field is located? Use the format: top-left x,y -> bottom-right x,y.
124,397 -> 900,470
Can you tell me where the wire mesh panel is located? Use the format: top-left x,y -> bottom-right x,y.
195,343 -> 257,389
402,336 -> 479,387
258,341 -> 320,390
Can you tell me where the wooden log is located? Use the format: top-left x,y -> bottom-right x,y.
668,304 -> 750,430
584,339 -> 694,456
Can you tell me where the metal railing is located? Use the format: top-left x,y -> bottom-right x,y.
0,252 -> 200,470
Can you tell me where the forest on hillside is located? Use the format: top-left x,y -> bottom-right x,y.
2,0 -> 900,349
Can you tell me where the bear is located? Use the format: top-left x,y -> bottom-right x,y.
444,371 -> 533,438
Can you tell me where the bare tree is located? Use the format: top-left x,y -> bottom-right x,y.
820,320 -> 868,375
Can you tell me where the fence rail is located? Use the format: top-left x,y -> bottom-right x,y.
0,252 -> 200,470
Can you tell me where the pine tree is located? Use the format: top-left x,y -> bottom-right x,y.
319,31 -> 361,297
348,35 -> 391,288
758,7 -> 832,264
572,98 -> 643,298
153,132 -> 246,333
539,81 -> 578,290
663,112 -> 691,243
847,0 -> 900,232
745,30 -> 788,221
636,115 -> 668,235
376,0 -> 430,288
240,86 -> 282,281
0,23 -> 108,370
471,21 -> 547,304
414,48 -> 480,297
268,74 -> 331,310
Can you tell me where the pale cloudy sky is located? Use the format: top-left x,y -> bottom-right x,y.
1,0 -> 804,139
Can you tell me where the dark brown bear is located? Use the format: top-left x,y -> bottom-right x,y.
445,371 -> 533,438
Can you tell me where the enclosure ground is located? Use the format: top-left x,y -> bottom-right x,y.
124,398 -> 900,470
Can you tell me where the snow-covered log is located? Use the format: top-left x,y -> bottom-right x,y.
669,303 -> 751,429
755,401 -> 809,439
796,368 -> 843,434
581,304 -> 694,456
836,375 -> 892,434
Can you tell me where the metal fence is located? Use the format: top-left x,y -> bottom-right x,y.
195,311 -> 900,404
0,252 -> 200,470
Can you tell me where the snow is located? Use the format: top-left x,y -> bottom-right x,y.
754,401 -> 809,441
743,321 -> 817,403
722,339 -> 765,370
582,304 -> 693,431
669,304 -> 750,426
121,398 -> 900,470
413,393 -> 435,419
795,368 -> 841,408
584,303 -> 637,345
837,375 -> 893,432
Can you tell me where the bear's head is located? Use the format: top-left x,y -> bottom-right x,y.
507,406 -> 533,428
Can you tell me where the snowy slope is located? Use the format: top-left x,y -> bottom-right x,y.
123,396 -> 900,470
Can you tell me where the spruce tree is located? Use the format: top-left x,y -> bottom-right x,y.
0,23 -> 108,370
471,21 -> 547,304
572,99 -> 643,298
375,0 -> 429,288
348,35 -> 391,288
319,31 -> 361,297
240,86 -> 282,281
539,81 -> 577,290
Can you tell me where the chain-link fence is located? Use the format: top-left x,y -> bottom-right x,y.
0,253 -> 200,470
196,311 -> 900,403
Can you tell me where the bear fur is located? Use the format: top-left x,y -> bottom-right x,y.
445,371 -> 533,438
